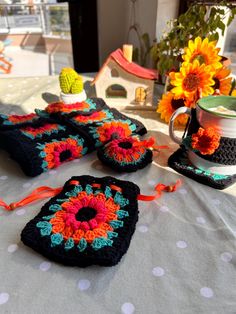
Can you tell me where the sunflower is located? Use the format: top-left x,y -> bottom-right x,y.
232,89 -> 236,96
169,60 -> 215,99
182,37 -> 222,69
157,92 -> 192,125
212,67 -> 232,95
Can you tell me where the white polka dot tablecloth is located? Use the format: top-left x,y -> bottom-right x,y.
0,76 -> 235,313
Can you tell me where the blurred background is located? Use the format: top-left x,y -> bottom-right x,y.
0,0 -> 235,77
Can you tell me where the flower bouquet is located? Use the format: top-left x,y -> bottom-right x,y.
157,36 -> 234,125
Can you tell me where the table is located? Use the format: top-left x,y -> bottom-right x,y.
0,75 -> 235,314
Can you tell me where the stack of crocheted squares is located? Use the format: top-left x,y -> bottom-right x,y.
0,98 -> 146,176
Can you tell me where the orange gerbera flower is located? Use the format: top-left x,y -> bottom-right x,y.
169,60 -> 215,98
182,37 -> 222,69
212,67 -> 232,95
157,92 -> 193,125
191,127 -> 220,155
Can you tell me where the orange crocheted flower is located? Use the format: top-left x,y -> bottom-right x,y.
45,102 -> 90,114
96,121 -> 133,143
73,111 -> 107,124
49,190 -> 120,244
191,127 -> 220,155
8,113 -> 37,124
43,137 -> 83,169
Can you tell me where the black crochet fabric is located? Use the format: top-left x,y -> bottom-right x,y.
0,98 -> 147,177
185,109 -> 236,165
21,175 -> 140,267
97,137 -> 153,172
168,148 -> 236,190
195,137 -> 236,165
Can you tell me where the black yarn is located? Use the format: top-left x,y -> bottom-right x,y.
183,108 -> 236,165
168,148 -> 236,190
97,141 -> 153,173
195,137 -> 236,165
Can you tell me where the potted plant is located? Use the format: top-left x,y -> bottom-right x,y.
150,1 -> 236,83
59,68 -> 87,104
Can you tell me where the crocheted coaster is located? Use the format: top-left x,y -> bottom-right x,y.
21,175 -> 140,267
97,136 -> 153,172
168,148 -> 236,190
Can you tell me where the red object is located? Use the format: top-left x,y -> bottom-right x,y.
0,186 -> 62,211
91,48 -> 158,84
137,179 -> 182,201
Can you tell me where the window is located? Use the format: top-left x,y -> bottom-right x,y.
111,68 -> 119,77
106,84 -> 127,98
135,87 -> 146,103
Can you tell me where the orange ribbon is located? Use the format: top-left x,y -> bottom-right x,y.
0,179 -> 181,211
134,137 -> 169,151
137,179 -> 181,201
0,186 -> 62,211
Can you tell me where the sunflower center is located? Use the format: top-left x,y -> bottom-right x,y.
75,207 -> 97,222
213,78 -> 220,90
183,74 -> 200,92
118,141 -> 133,149
171,98 -> 185,110
191,54 -> 206,65
60,149 -> 72,162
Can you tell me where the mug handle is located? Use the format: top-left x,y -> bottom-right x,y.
169,107 -> 191,145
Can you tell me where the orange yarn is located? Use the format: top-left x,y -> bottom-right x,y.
191,127 -> 220,155
137,179 -> 182,201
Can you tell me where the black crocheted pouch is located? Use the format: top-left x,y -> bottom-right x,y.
21,175 -> 140,267
97,136 -> 153,172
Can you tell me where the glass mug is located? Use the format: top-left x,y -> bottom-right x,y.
169,95 -> 236,175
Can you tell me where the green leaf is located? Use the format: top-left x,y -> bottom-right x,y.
208,33 -> 219,42
230,79 -> 236,95
218,20 -> 226,36
216,8 -> 225,15
142,33 -> 150,51
133,48 -> 139,63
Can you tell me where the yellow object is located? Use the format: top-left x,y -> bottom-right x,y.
135,87 -> 146,103
71,76 -> 84,94
213,67 -> 232,95
169,59 -> 215,98
157,92 -> 189,126
123,44 -> 133,63
59,68 -> 83,94
182,37 -> 222,70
